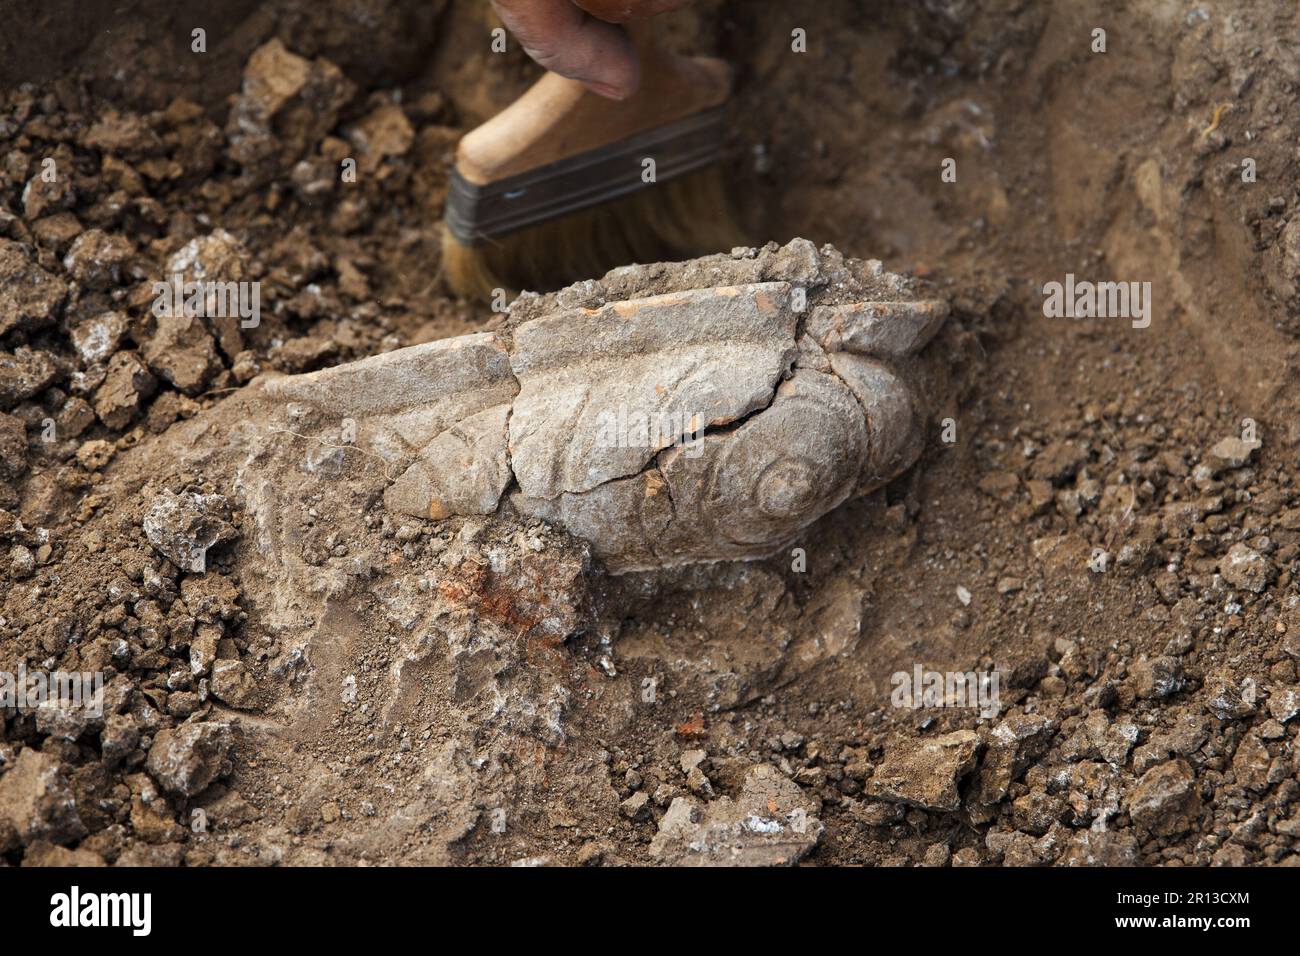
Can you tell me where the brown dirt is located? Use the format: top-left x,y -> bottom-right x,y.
2,0 -> 1299,866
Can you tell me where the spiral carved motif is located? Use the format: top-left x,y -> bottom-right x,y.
679,369 -> 869,554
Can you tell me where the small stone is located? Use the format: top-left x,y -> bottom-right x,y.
144,314 -> 223,395
1267,687 -> 1300,723
100,713 -> 141,766
230,350 -> 262,384
345,102 -> 415,172
31,211 -> 84,252
620,790 -> 651,821
93,350 -> 155,429
973,714 -> 1056,805
1026,479 -> 1054,515
1130,655 -> 1185,700
1212,844 -> 1250,867
1059,828 -> 1138,866
685,765 -> 714,798
320,801 -> 339,823
164,230 -> 254,359
680,749 -> 708,774
1257,718 -> 1287,740
649,764 -> 822,866
62,229 -> 133,290
143,489 -> 237,573
126,773 -> 184,844
1204,671 -> 1257,720
0,348 -> 59,411
1010,789 -> 1067,835
1205,436 -> 1258,472
1219,543 -> 1272,593
855,800 -> 904,826
0,749 -> 87,846
0,238 -> 67,336
765,236 -> 821,284
1061,711 -> 1139,768
273,335 -> 341,374
922,843 -> 951,867
225,39 -> 355,178
210,659 -> 258,709
1284,627 -> 1300,661
75,439 -> 116,470
189,627 -> 219,676
167,692 -> 201,719
144,391 -> 199,435
867,730 -> 981,811
8,544 -> 35,578
22,167 -> 75,220
69,311 -> 129,367
34,699 -> 94,741
1055,488 -> 1083,518
1230,735 -> 1271,792
652,783 -> 679,807
55,397 -> 96,439
1128,760 -> 1199,836
145,722 -> 233,797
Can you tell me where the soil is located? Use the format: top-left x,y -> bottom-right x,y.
2,0 -> 1300,867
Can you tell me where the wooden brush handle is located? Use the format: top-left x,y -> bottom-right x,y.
456,21 -> 731,186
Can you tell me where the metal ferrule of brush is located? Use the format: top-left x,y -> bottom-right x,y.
444,106 -> 726,246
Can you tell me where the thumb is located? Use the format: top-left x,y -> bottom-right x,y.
492,0 -> 640,99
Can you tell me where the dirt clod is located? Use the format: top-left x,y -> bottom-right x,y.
868,730 -> 982,812
145,722 -> 234,798
142,489 -> 237,573
0,748 -> 88,847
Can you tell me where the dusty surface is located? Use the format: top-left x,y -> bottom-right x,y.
2,0 -> 1300,867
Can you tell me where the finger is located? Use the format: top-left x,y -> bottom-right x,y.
492,0 -> 640,99
572,0 -> 693,24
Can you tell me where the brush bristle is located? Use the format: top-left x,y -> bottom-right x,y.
441,167 -> 745,301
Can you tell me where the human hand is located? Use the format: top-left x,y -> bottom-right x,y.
491,0 -> 692,100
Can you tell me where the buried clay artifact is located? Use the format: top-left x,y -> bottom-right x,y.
252,240 -> 948,573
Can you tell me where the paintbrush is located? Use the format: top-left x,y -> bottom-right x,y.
441,18 -> 743,299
